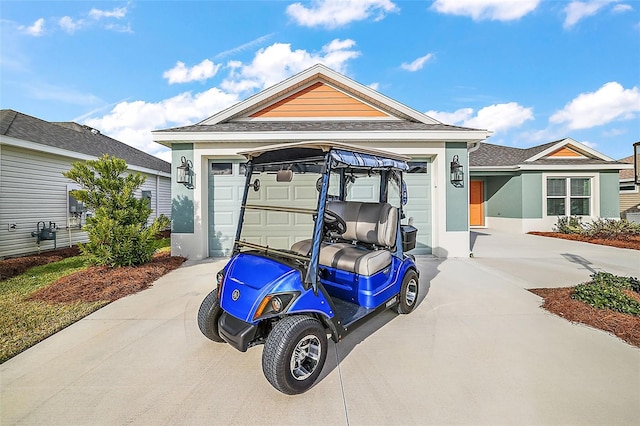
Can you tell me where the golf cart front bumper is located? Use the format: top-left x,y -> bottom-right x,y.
218,312 -> 258,352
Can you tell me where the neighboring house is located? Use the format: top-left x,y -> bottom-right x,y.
469,138 -> 631,233
619,152 -> 640,222
0,109 -> 172,258
153,64 -> 491,259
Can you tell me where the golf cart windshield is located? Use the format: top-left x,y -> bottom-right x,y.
234,142 -> 410,280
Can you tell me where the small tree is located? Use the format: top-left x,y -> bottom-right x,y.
64,155 -> 170,267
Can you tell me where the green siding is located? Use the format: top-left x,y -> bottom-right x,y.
599,171 -> 620,218
486,175 -> 522,218
445,143 -> 468,231
522,172 -> 542,219
171,144 -> 194,233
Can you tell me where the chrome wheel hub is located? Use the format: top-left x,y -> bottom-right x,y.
290,334 -> 321,381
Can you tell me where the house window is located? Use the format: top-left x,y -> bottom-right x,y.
408,162 -> 428,173
620,182 -> 638,193
546,177 -> 591,216
211,163 -> 232,175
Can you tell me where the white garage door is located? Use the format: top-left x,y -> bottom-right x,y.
404,161 -> 432,255
208,159 -> 432,257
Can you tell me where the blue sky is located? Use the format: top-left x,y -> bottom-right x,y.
1,0 -> 639,162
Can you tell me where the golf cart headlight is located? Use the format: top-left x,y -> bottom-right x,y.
253,292 -> 298,320
216,270 -> 224,298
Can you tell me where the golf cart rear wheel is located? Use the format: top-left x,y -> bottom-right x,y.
395,270 -> 419,314
197,289 -> 225,342
262,315 -> 328,395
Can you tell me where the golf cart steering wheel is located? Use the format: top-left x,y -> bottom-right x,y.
323,209 -> 347,235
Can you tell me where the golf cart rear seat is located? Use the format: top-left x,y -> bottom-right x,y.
291,201 -> 397,276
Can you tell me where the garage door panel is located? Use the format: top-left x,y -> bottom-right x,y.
404,161 -> 432,255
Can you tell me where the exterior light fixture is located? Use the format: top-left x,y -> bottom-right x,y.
450,155 -> 464,188
177,156 -> 194,189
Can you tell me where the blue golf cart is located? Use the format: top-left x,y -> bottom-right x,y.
198,141 -> 419,394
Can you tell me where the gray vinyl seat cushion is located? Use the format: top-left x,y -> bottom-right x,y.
291,201 -> 397,276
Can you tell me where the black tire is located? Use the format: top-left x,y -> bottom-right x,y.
262,316 -> 328,395
394,269 -> 419,314
197,289 -> 225,342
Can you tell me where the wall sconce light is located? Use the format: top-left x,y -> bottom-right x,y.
450,155 -> 464,188
176,156 -> 194,189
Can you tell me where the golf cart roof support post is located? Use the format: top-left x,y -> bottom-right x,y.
307,152 -> 332,293
233,161 -> 254,254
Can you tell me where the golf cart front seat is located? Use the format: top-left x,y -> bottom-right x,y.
291,201 -> 397,276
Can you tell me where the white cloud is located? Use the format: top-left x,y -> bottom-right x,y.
550,82 -> 640,129
59,16 -> 84,34
368,82 -> 380,90
401,53 -> 433,72
89,6 -> 128,20
221,38 -> 360,93
431,0 -> 540,21
163,59 -> 221,84
427,103 -> 533,132
612,4 -> 633,13
581,141 -> 598,149
19,18 -> 45,36
215,33 -> 275,59
426,108 -> 474,124
286,0 -> 398,29
563,0 -> 619,29
86,39 -> 361,159
84,88 -> 239,157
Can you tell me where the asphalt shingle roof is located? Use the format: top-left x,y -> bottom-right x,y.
470,141 -> 622,168
619,155 -> 636,180
154,120 -> 480,133
1,110 -> 170,173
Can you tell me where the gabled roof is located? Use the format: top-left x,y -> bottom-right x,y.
153,64 -> 492,146
0,109 -> 170,174
470,138 -> 629,171
199,64 -> 439,125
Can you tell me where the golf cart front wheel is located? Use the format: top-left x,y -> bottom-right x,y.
395,270 -> 419,314
197,289 -> 225,342
262,315 -> 328,395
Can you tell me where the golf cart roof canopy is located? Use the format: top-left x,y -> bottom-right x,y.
239,141 -> 410,171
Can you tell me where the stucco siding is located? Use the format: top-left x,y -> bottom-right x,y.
171,144 -> 195,234
486,175 -> 523,218
599,171 -> 620,218
522,172 -> 543,219
445,143 -> 469,231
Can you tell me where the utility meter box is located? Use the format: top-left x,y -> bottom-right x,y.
68,193 -> 86,213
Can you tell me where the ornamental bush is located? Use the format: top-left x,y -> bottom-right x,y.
572,272 -> 640,316
63,155 -> 170,267
582,218 -> 640,240
554,216 -> 584,234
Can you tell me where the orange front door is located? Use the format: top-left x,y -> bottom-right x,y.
469,180 -> 484,226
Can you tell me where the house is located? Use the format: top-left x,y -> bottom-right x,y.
619,148 -> 640,222
468,138 -> 631,233
0,109 -> 172,258
153,64 -> 492,259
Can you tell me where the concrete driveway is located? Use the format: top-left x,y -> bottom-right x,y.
2,230 -> 639,425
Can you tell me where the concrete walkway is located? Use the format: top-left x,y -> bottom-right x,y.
1,230 -> 639,425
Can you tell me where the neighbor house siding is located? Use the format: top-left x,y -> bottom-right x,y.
599,171 -> 621,218
0,145 -> 88,258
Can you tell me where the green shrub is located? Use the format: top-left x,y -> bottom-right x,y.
63,155 -> 170,267
582,218 -> 640,240
572,272 -> 640,316
554,216 -> 584,234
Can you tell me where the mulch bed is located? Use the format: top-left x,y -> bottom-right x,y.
528,232 -> 640,250
0,246 -> 82,281
530,287 -> 640,348
27,251 -> 186,303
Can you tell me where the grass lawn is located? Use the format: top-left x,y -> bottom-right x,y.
0,256 -> 105,363
0,238 -> 174,364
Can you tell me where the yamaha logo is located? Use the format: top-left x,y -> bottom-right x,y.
231,289 -> 240,301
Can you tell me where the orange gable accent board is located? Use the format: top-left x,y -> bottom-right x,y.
250,82 -> 389,118
547,146 -> 583,158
